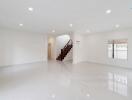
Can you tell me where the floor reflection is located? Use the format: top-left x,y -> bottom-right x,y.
108,72 -> 128,96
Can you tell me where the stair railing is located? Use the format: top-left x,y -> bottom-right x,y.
63,39 -> 72,50
57,39 -> 73,61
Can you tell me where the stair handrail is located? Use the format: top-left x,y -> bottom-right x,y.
56,39 -> 73,61
63,39 -> 72,50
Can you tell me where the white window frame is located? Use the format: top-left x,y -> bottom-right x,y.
108,39 -> 128,60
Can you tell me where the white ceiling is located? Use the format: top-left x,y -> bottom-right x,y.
0,0 -> 132,34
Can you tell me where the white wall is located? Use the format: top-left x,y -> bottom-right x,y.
73,29 -> 132,68
73,34 -> 84,64
0,29 -> 47,67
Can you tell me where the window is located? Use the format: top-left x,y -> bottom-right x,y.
108,42 -> 113,58
108,39 -> 128,60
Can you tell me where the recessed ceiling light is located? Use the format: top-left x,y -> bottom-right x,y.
52,30 -> 55,33
115,24 -> 120,28
86,30 -> 91,33
19,24 -> 23,26
86,94 -> 90,97
106,9 -> 112,14
69,24 -> 73,27
51,94 -> 56,98
28,7 -> 34,12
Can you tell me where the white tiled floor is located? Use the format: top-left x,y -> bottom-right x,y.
0,61 -> 132,100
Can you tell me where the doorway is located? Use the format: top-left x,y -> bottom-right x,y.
48,37 -> 55,60
48,43 -> 52,60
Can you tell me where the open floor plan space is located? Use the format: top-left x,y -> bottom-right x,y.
0,0 -> 132,99
0,61 -> 132,100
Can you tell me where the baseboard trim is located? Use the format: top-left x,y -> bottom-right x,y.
0,60 -> 47,68
76,60 -> 132,70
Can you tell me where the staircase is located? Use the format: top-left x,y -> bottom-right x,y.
56,39 -> 73,61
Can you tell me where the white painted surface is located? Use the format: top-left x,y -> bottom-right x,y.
0,29 -> 47,67
73,34 -> 84,64
73,34 -> 82,64
73,29 -> 132,68
0,61 -> 132,100
0,0 -> 131,34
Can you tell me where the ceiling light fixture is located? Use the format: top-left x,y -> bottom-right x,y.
51,94 -> 56,98
86,94 -> 90,97
69,24 -> 73,27
115,24 -> 120,28
52,30 -> 55,33
28,7 -> 34,12
19,24 -> 23,26
86,29 -> 91,33
106,9 -> 112,14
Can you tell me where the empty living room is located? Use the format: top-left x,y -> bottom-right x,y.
0,0 -> 132,100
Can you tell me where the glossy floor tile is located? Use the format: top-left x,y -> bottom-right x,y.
0,61 -> 132,100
